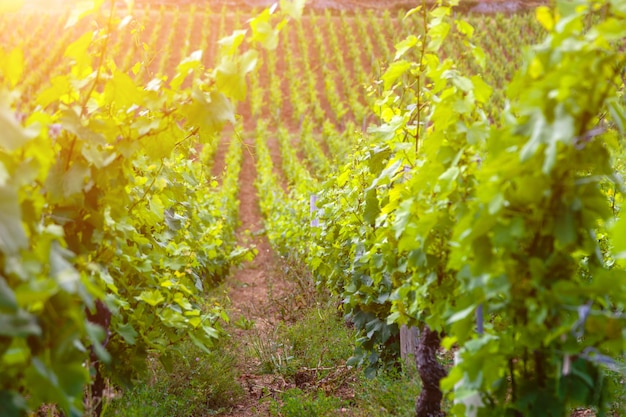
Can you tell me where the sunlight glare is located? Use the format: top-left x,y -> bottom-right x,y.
0,0 -> 24,12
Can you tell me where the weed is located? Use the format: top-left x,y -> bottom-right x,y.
283,307 -> 355,378
103,340 -> 243,416
234,315 -> 256,330
247,305 -> 355,380
268,388 -> 347,417
352,365 -> 421,417
248,327 -> 296,375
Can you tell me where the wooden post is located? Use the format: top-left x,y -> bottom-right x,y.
400,325 -> 420,368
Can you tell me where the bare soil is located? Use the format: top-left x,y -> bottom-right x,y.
215,132 -> 295,416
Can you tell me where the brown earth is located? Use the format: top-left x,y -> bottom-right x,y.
211,130 -> 297,416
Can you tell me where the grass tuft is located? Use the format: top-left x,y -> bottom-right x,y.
103,340 -> 243,416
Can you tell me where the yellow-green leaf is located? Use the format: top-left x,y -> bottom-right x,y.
218,29 -> 246,57
249,8 -> 280,50
280,0 -> 305,19
455,19 -> 474,39
394,35 -> 418,60
136,289 -> 165,307
0,48 -> 24,87
536,6 -> 554,31
470,75 -> 492,104
0,185 -> 27,255
149,195 -> 165,222
381,60 -> 412,90
64,0 -> 105,28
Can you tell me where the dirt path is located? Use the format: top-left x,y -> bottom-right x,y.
225,137 -> 284,329
215,133 -> 295,417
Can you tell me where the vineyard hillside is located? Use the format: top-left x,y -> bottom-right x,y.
1,1 -> 624,416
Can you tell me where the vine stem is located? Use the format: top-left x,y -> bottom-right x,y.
127,158 -> 165,214
415,0 -> 428,157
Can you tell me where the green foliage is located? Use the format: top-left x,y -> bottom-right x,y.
104,340 -> 244,416
443,2 -> 626,414
0,2 -> 300,415
354,366 -> 421,417
273,0 -> 626,415
248,305 -> 355,378
269,388 -> 347,417
282,307 -> 355,376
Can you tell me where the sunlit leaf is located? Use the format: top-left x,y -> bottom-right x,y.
536,6 -> 554,31
0,48 -> 24,87
218,29 -> 246,57
136,289 -> 165,307
381,60 -> 412,90
65,0 -> 105,29
280,0 -> 305,19
394,35 -> 418,60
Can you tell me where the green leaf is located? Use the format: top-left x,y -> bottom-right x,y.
37,75 -> 71,109
470,75 -> 492,104
470,44 -> 486,69
217,30 -> 247,57
447,305 -> 475,325
185,89 -> 235,133
280,0 -> 305,19
427,21 -> 450,51
0,186 -> 27,255
364,188 -> 380,226
159,308 -> 187,329
248,8 -> 280,50
63,162 -> 90,197
381,60 -> 412,90
612,216 -> 626,257
116,322 -> 138,345
455,19 -> 474,38
215,50 -> 258,102
536,6 -> 554,31
0,276 -> 18,312
449,72 -> 473,93
103,70 -> 143,110
609,0 -> 626,15
438,166 -> 460,194
0,100 -> 37,151
170,50 -> 203,91
49,242 -> 80,293
64,0 -> 105,28
554,210 -> 575,246
0,309 -> 40,337
148,195 -> 165,223
0,390 -> 27,417
136,290 -> 165,307
0,48 -> 24,88
404,5 -> 422,19
606,96 -> 626,135
63,31 -> 93,63
86,322 -> 111,363
394,35 -> 418,60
